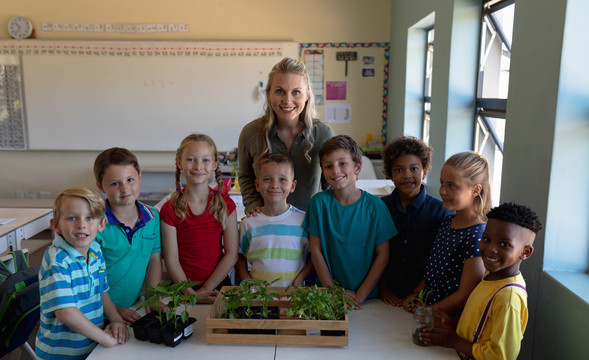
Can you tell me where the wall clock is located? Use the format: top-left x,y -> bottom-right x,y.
8,16 -> 33,39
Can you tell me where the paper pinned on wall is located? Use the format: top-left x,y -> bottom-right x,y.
325,104 -> 352,124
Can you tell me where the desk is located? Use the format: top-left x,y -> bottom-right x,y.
88,300 -> 456,360
0,207 -> 53,254
0,198 -> 54,208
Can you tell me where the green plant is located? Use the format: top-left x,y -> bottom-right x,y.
404,289 -> 432,312
285,284 -> 350,320
140,280 -> 200,328
222,279 -> 280,319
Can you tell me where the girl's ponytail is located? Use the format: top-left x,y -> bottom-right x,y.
170,161 -> 188,220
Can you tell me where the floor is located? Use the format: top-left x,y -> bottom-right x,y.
1,230 -> 52,360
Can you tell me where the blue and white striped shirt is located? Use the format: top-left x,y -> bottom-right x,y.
36,235 -> 109,360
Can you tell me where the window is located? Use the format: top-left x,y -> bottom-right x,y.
474,0 -> 514,205
422,28 -> 434,144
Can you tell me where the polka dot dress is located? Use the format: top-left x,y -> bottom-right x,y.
424,215 -> 485,305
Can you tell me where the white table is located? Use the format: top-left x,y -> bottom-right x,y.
0,207 -> 53,254
88,300 -> 456,360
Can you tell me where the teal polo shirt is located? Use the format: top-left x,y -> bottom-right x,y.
95,201 -> 161,308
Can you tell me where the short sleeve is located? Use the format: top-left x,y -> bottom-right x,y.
462,224 -> 485,259
160,199 -> 180,227
39,259 -> 76,313
151,207 -> 162,254
373,196 -> 398,245
238,218 -> 251,255
302,194 -> 322,238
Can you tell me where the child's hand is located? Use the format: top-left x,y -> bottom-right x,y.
419,325 -> 459,348
379,286 -> 403,306
345,291 -> 363,310
194,288 -> 219,303
245,206 -> 262,217
116,306 -> 141,325
101,326 -> 119,348
106,321 -> 129,344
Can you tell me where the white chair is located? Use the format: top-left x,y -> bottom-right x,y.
358,155 -> 377,180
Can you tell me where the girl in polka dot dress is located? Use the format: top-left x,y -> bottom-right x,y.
422,152 -> 491,316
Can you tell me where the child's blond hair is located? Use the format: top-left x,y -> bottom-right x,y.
444,151 -> 491,220
53,187 -> 106,223
171,133 -> 228,226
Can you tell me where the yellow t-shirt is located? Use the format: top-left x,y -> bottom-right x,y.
456,273 -> 528,360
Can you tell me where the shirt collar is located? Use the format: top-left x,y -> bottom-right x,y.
392,184 -> 428,212
105,200 -> 154,226
52,233 -> 101,261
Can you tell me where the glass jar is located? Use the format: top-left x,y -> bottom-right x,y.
412,307 -> 435,346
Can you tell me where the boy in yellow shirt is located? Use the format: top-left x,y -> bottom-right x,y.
420,202 -> 542,359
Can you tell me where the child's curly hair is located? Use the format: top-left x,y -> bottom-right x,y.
382,135 -> 433,179
487,202 -> 543,234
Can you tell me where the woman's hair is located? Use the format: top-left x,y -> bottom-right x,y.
171,133 -> 228,227
444,151 -> 492,220
53,187 -> 106,223
260,57 -> 317,163
93,147 -> 140,185
318,135 -> 363,166
382,135 -> 433,179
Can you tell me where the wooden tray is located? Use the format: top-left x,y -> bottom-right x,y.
205,286 -> 348,347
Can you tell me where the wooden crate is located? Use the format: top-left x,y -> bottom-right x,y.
205,286 -> 348,347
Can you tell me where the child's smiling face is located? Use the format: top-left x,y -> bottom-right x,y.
479,218 -> 535,280
390,154 -> 427,201
321,149 -> 362,191
97,164 -> 141,208
255,162 -> 296,205
51,196 -> 106,257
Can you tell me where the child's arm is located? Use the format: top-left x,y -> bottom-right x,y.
55,306 -> 119,348
309,234 -> 333,287
199,211 -> 239,300
292,260 -> 314,286
431,257 -> 485,315
102,292 -> 129,343
161,222 -> 194,290
354,241 -> 389,307
235,254 -> 252,282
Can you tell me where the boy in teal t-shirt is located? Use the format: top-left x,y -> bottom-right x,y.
303,135 -> 397,308
94,147 -> 162,324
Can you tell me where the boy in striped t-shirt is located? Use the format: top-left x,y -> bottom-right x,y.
235,153 -> 313,287
36,188 -> 127,360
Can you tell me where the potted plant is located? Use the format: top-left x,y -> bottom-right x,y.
285,283 -> 350,336
222,279 -> 280,335
131,280 -> 200,347
405,289 -> 434,346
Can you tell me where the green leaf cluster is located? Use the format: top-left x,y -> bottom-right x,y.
404,289 -> 433,312
140,280 -> 201,328
285,284 -> 350,320
222,279 -> 280,319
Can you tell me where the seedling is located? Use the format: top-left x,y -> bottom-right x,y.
140,280 -> 201,328
404,289 -> 432,313
222,279 -> 280,319
285,284 -> 350,320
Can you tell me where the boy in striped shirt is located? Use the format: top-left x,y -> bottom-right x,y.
36,188 -> 127,360
236,153 -> 312,287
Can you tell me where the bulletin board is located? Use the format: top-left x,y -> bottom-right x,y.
0,40 -> 298,151
300,42 -> 390,147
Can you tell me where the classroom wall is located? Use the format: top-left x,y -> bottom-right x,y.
389,0 -> 589,359
0,0 -> 391,198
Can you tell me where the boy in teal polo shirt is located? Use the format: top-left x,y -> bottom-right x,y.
94,147 -> 162,324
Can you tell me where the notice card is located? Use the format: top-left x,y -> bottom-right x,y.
325,104 -> 352,124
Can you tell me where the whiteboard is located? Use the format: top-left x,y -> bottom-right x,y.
14,40 -> 298,151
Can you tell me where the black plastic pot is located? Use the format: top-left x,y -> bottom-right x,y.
129,312 -> 158,341
162,317 -> 197,347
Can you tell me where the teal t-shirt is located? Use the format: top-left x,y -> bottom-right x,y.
95,201 -> 161,308
303,189 -> 397,298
